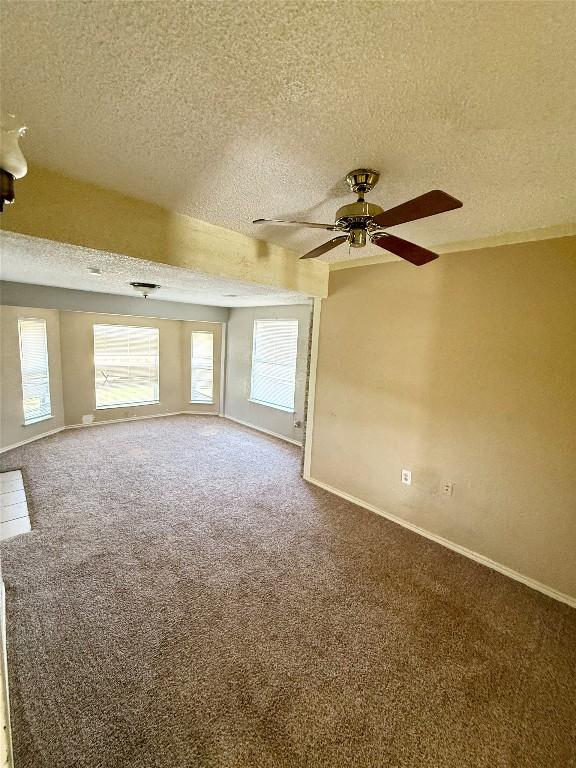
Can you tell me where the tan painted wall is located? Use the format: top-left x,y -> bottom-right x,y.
2,166 -> 328,298
224,305 -> 312,443
309,236 -> 576,598
59,312 -> 222,426
0,306 -> 65,450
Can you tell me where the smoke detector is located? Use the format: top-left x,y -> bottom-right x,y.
130,282 -> 160,298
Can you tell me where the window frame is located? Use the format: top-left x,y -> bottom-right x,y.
249,318 -> 299,413
93,323 -> 160,410
18,317 -> 53,426
190,330 -> 214,405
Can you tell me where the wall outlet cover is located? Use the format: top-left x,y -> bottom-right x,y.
441,481 -> 454,497
401,469 -> 412,486
82,414 -> 95,425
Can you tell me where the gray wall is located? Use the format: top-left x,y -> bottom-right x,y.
224,304 -> 312,444
0,305 -> 65,450
0,282 -> 228,323
1,301 -> 224,451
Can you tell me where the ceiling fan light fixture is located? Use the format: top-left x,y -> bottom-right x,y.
130,281 -> 160,298
0,110 -> 27,212
349,229 -> 366,248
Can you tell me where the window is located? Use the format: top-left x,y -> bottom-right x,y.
191,331 -> 214,403
18,317 -> 52,425
93,324 -> 159,409
250,319 -> 299,412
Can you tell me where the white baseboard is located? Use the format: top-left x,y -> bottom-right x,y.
66,411 -> 183,429
65,410 -> 213,429
307,476 -> 576,609
223,415 -> 302,446
0,426 -> 65,454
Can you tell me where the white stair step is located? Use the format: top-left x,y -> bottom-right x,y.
0,477 -> 24,494
0,502 -> 29,524
0,489 -> 27,509
0,471 -> 23,493
0,517 -> 31,541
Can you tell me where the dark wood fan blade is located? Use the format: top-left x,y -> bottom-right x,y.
300,235 -> 348,260
253,218 -> 336,230
371,233 -> 439,266
372,190 -> 462,229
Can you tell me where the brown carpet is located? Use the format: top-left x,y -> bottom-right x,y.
0,415 -> 574,768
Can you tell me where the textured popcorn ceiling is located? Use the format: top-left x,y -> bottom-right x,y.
0,232 -> 310,307
1,0 -> 575,266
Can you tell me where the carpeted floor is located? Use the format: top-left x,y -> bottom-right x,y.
0,416 -> 575,768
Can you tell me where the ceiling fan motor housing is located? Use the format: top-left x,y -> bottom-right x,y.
334,200 -> 384,229
337,170 -> 383,234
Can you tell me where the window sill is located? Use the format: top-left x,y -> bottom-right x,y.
189,401 -> 214,406
23,415 -> 54,427
95,401 -> 160,411
248,399 -> 294,414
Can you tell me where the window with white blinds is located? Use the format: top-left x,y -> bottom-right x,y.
191,331 -> 214,403
93,324 -> 159,409
250,319 -> 299,412
18,318 -> 52,425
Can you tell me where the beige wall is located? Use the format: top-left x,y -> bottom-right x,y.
0,305 -> 65,450
225,305 -> 312,443
309,236 -> 576,598
59,312 -> 222,426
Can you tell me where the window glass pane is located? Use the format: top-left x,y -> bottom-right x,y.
250,319 -> 298,411
191,331 -> 214,403
93,324 -> 159,408
18,318 -> 52,424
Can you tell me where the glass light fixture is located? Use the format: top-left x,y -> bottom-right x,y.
0,110 -> 27,212
130,282 -> 160,299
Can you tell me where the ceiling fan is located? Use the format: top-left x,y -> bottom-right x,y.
253,169 -> 463,265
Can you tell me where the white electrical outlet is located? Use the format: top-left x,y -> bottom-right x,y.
441,481 -> 454,497
401,469 -> 412,486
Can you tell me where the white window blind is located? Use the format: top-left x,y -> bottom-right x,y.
18,317 -> 52,425
250,319 -> 299,412
191,331 -> 214,403
93,324 -> 159,409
